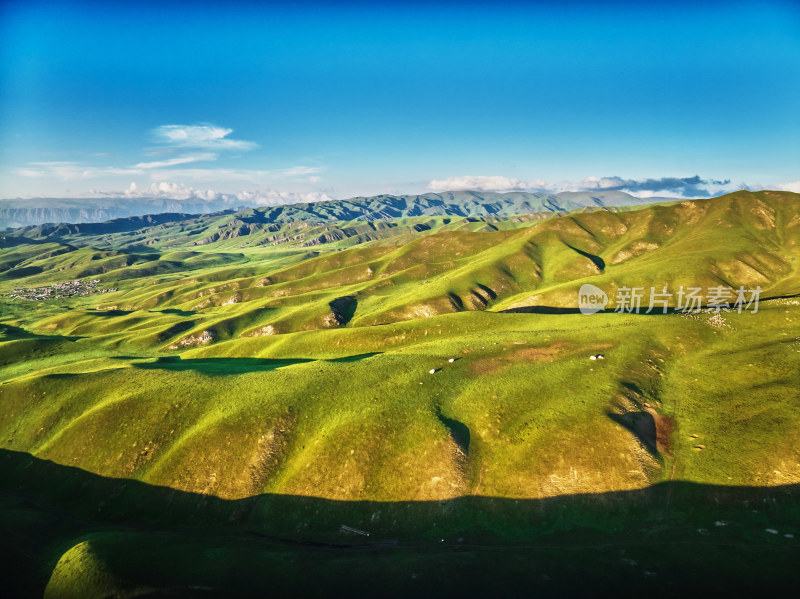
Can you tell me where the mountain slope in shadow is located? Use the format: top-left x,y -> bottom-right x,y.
2,449 -> 798,598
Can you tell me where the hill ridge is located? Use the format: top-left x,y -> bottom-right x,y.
1,189 -> 673,230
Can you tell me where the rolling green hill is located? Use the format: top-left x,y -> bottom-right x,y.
1,190 -> 799,596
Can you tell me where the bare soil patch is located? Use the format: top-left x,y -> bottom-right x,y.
468,341 -> 598,375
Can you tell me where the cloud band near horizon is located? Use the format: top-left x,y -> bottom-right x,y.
428,175 -> 741,198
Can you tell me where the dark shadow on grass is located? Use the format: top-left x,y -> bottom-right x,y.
126,353 -> 381,374
607,411 -> 659,458
327,352 -> 381,363
564,243 -> 605,271
89,309 -> 134,317
0,323 -> 46,339
500,305 -> 593,314
1,449 -> 799,598
0,235 -> 55,247
0,323 -> 82,342
437,410 -> 470,454
499,304 -> 769,315
152,308 -> 198,317
157,320 -> 196,342
475,283 -> 497,300
0,265 -> 44,279
447,291 -> 464,310
132,356 -> 315,375
329,296 -> 357,325
500,305 -> 663,315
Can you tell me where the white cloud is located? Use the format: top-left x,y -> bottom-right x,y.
563,176 -> 737,198
620,190 -> 667,199
133,153 -> 217,169
428,174 -> 745,198
145,168 -> 277,183
282,165 -> 322,176
13,161 -> 325,190
5,125 -> 335,200
3,123 -> 334,200
563,176 -> 628,191
236,189 -> 335,206
124,181 -> 222,201
121,182 -> 334,206
429,175 -> 562,193
429,175 -> 529,192
142,167 -> 325,186
15,162 -> 143,180
780,181 -> 800,193
153,124 -> 257,151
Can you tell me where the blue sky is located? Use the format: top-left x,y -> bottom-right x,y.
1,0 -> 799,202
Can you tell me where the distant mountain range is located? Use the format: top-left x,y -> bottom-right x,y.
0,197 -> 246,229
0,190 -> 674,230
253,190 -> 670,222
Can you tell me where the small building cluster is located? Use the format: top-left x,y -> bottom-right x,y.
5,279 -> 118,301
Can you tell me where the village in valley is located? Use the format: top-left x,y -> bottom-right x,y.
4,279 -> 118,301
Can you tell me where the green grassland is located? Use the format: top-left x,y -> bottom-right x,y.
1,190 -> 799,596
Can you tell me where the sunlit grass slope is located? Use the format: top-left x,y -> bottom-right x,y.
2,190 -> 797,349
0,190 -> 798,504
2,301 -> 800,504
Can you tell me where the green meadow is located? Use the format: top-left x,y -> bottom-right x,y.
1,190 -> 799,596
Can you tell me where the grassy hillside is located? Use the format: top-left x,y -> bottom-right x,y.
3,190 -> 797,343
1,190 -> 799,596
